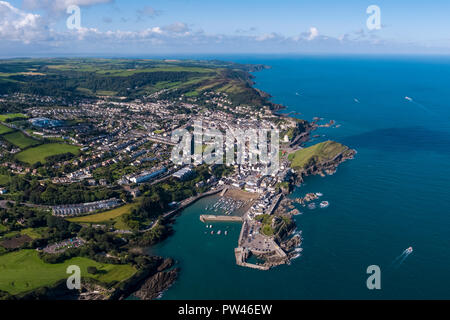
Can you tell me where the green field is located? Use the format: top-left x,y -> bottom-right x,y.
288,141 -> 348,170
3,131 -> 40,149
20,228 -> 48,240
0,113 -> 27,122
0,124 -> 13,135
0,174 -> 10,186
0,250 -> 136,295
15,143 -> 80,164
68,203 -> 134,224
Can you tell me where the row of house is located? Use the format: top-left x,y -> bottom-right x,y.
52,198 -> 122,216
129,167 -> 167,184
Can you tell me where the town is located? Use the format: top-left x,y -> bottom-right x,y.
0,58 -> 353,299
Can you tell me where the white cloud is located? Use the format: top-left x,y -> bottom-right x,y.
307,27 -> 319,41
256,32 -> 283,42
0,1 -> 46,43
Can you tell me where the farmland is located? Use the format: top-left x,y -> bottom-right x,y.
0,58 -> 268,105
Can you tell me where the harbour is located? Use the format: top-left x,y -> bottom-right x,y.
151,56 -> 450,299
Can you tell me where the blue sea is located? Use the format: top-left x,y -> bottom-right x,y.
151,55 -> 450,299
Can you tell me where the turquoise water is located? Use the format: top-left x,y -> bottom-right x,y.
152,56 -> 450,299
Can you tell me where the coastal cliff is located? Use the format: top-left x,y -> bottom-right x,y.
288,140 -> 356,183
133,268 -> 179,300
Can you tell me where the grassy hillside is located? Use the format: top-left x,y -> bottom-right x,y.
0,249 -> 136,295
288,141 -> 349,170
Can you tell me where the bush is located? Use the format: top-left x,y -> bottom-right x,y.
87,266 -> 98,274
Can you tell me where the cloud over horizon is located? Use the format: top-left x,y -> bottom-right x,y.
0,0 -> 448,56
22,0 -> 113,13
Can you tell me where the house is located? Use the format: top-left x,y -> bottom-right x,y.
130,188 -> 141,198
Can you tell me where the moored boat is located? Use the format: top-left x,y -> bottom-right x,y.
319,201 -> 329,208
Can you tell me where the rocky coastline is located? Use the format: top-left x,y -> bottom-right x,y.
256,143 -> 357,268
133,267 -> 179,300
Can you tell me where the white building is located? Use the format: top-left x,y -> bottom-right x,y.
172,167 -> 194,180
130,167 -> 166,183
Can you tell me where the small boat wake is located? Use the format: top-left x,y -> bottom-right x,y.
404,96 -> 435,115
390,247 -> 413,269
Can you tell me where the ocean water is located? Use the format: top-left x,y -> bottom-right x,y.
151,55 -> 450,299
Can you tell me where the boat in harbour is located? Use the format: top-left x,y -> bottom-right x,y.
320,201 -> 329,208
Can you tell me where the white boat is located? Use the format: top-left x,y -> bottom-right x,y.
315,192 -> 323,197
405,96 -> 413,102
320,201 -> 329,208
224,231 -> 228,235
406,246 -> 413,253
217,230 -> 221,235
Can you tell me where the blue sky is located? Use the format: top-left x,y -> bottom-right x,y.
1,0 -> 450,57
